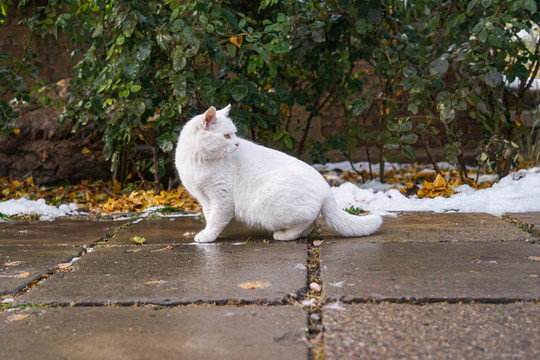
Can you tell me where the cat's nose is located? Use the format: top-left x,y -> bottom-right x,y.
235,142 -> 239,147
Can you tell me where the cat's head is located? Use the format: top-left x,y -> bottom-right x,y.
181,104 -> 240,160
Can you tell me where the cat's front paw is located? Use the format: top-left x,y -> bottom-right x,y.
194,230 -> 217,243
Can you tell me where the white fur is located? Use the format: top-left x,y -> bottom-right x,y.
175,105 -> 382,243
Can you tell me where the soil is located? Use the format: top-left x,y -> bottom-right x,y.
0,79 -> 109,185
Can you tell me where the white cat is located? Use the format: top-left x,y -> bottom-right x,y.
175,105 -> 382,243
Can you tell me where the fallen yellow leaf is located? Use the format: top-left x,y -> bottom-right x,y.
144,280 -> 168,285
14,272 -> 31,278
4,261 -> 23,266
433,173 -> 446,187
57,262 -> 73,270
130,236 -> 146,245
238,281 -> 270,290
7,314 -> 30,322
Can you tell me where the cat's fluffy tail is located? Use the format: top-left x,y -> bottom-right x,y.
321,194 -> 382,237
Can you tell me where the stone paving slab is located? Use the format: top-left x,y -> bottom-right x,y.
507,212 -> 540,234
0,219 -> 123,246
322,242 -> 540,301
111,216 -> 273,245
321,212 -> 532,243
324,303 -> 540,360
0,245 -> 81,295
0,305 -> 308,360
17,242 -> 307,305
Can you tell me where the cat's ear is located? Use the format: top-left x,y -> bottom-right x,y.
219,104 -> 232,117
202,106 -> 217,130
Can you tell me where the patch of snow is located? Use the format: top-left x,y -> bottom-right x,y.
0,198 -> 78,220
325,300 -> 346,311
504,73 -> 540,91
140,206 -> 199,218
331,167 -> 540,216
301,298 -> 317,306
477,174 -> 499,183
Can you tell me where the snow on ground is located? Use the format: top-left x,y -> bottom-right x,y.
0,198 -> 78,221
330,166 -> 540,216
0,163 -> 539,220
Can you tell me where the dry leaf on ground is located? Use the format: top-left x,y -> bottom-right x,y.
238,281 -> 270,289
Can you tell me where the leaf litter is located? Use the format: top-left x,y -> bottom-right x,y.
0,162 -> 539,218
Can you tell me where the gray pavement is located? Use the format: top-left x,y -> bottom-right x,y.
1,212 -> 539,359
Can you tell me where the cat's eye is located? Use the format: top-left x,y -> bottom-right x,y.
224,134 -> 231,139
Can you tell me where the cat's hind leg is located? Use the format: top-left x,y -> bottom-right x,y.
273,221 -> 313,241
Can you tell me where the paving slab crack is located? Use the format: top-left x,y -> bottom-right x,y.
2,221 -> 132,305
305,233 -> 325,360
503,213 -> 540,242
324,296 -> 540,305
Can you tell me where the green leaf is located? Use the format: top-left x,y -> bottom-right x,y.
136,43 -> 152,61
403,66 -> 417,77
478,28 -> 488,42
247,59 -> 257,73
132,100 -> 145,116
92,22 -> 103,38
277,13 -> 287,23
440,106 -> 455,123
388,121 -> 399,132
160,140 -> 173,152
484,71 -> 502,88
283,135 -> 293,149
173,57 -> 187,71
402,144 -> 416,162
130,84 -> 142,92
215,51 -> 226,65
467,0 -> 479,12
231,85 -> 249,101
408,103 -> 419,114
400,132 -> 418,144
472,22 -> 484,35
311,29 -> 325,43
429,58 -> 449,77
452,99 -> 467,111
383,137 -> 400,149
399,121 -> 413,132
414,123 -> 427,134
124,61 -> 139,77
524,0 -> 537,11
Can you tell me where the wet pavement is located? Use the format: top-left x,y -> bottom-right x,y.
1,212 -> 539,359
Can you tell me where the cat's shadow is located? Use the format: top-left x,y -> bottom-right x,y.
217,219 -> 275,243
217,219 -> 306,244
